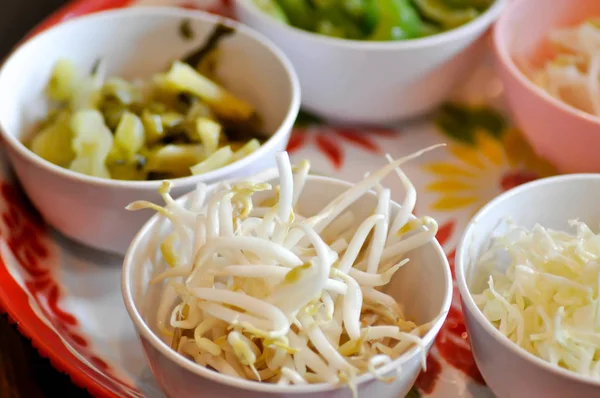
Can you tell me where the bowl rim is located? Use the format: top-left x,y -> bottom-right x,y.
235,0 -> 508,51
122,173 -> 453,394
455,173 -> 600,388
492,0 -> 600,127
0,6 -> 301,191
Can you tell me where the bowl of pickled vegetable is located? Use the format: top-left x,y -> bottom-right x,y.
0,7 -> 300,255
235,0 -> 506,124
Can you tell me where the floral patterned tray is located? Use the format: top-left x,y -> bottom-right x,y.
0,1 -> 556,397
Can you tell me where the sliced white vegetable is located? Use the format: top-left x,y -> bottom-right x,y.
473,219 -> 600,377
130,147 -> 444,388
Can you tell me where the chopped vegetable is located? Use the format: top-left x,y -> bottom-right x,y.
71,63 -> 104,111
314,2 -> 364,39
102,77 -> 140,105
413,0 -> 479,29
253,0 -> 290,23
276,0 -> 316,31
69,109 -> 113,178
141,111 -> 165,143
369,0 -> 422,41
253,0 -> 494,40
46,59 -> 76,102
196,117 -> 221,155
113,112 -> 145,159
24,23 -> 266,181
30,111 -> 75,167
165,61 -> 254,120
190,145 -> 233,175
182,22 -> 235,68
179,19 -> 195,40
527,20 -> 600,118
231,139 -> 261,163
147,145 -> 205,177
472,219 -> 600,378
127,146 -> 445,388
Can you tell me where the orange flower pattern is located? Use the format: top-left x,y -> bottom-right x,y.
287,126 -> 396,169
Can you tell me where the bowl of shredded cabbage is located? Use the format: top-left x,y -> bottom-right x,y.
0,7 -> 300,254
456,174 -> 600,398
122,147 -> 452,398
493,0 -> 600,173
234,0 -> 507,125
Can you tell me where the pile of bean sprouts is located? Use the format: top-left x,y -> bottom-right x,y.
529,19 -> 600,117
127,146 -> 444,392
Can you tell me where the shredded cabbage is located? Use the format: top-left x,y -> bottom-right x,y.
473,219 -> 600,378
528,19 -> 600,117
128,146 -> 445,391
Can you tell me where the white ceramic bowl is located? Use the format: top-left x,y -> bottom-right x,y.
456,174 -> 600,398
234,0 -> 506,125
0,7 -> 300,255
122,174 -> 453,398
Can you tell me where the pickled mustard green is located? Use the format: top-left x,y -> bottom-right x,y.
25,23 -> 266,181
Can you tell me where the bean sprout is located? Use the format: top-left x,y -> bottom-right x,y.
128,147 -> 444,393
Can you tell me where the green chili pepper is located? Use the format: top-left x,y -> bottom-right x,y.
413,0 -> 479,29
275,0 -> 316,31
256,0 -> 488,40
420,21 -> 443,37
369,0 -> 423,41
314,2 -> 365,39
443,0 -> 494,10
342,0 -> 367,17
316,20 -> 346,38
253,0 -> 290,23
340,0 -> 379,37
361,0 -> 379,35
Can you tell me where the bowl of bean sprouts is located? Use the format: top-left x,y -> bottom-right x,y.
493,0 -> 600,173
122,148 -> 452,398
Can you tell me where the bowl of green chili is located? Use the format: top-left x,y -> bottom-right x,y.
234,0 -> 507,125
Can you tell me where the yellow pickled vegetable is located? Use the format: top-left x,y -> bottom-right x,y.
165,61 -> 254,120
141,111 -> 165,143
102,77 -> 140,105
230,139 -> 260,163
24,23 -> 266,181
147,144 -> 204,177
161,112 -> 185,129
186,102 -> 213,121
46,59 -> 75,102
113,112 -> 145,158
196,117 -> 221,155
190,145 -> 233,175
69,110 -> 113,178
30,111 -> 75,167
108,161 -> 147,181
71,63 -> 103,111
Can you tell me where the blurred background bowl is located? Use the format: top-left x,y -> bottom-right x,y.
123,174 -> 453,398
493,0 -> 600,173
0,6 -> 300,255
234,0 -> 506,126
456,174 -> 600,398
